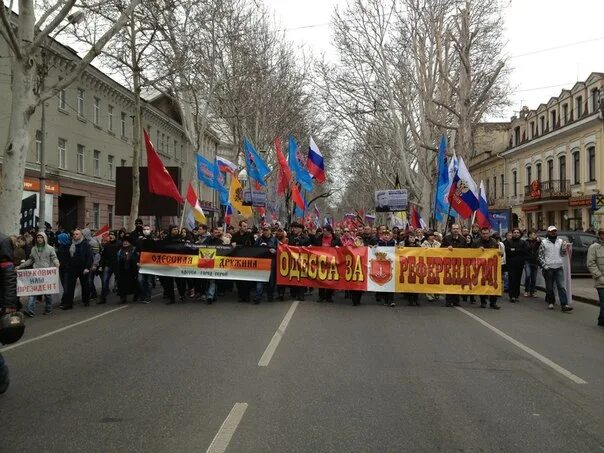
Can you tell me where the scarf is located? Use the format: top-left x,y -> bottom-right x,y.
69,237 -> 83,257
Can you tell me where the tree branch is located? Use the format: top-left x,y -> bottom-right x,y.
30,0 -> 77,53
0,3 -> 22,59
38,0 -> 142,105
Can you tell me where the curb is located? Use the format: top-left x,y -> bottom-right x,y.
535,286 -> 598,307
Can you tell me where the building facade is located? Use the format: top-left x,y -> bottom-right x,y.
0,36 -> 232,232
470,72 -> 604,232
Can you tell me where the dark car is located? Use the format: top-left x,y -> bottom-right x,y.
536,231 -> 597,275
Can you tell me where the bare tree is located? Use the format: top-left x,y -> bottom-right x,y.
0,0 -> 141,234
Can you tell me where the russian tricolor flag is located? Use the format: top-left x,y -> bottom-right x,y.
476,181 -> 491,229
307,137 -> 326,183
447,157 -> 479,219
216,156 -> 239,175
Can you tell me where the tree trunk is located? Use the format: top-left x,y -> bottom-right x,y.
0,60 -> 36,234
128,16 -> 141,231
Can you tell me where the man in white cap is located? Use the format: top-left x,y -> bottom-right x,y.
538,226 -> 572,312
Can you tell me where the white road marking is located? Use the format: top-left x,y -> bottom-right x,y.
456,307 -> 588,384
0,305 -> 129,352
206,402 -> 248,453
258,301 -> 299,367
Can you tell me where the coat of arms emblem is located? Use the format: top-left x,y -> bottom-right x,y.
198,248 -> 216,268
369,251 -> 392,285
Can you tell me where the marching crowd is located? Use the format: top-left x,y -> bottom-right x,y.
1,219 -> 604,327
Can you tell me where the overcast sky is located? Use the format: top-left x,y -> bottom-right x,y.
265,0 -> 604,121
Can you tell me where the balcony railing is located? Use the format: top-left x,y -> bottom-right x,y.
523,179 -> 571,202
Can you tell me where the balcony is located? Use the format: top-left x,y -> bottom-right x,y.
523,179 -> 571,203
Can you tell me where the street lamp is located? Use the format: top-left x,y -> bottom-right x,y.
38,11 -> 85,231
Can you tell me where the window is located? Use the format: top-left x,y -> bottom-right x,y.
588,146 -> 596,181
547,159 -> 554,182
156,130 -> 160,149
539,116 -> 545,134
108,205 -> 114,229
500,174 -> 504,198
550,110 -> 557,128
180,143 -> 184,161
161,133 -> 166,152
493,176 -> 497,199
559,155 -> 566,182
514,126 -> 520,145
108,155 -> 114,180
572,151 -> 580,184
35,130 -> 42,164
58,138 -> 66,169
530,121 -> 535,138
562,104 -> 568,124
174,139 -> 178,159
77,88 -> 84,116
121,159 -> 126,167
76,144 -> 85,173
536,162 -> 542,182
120,112 -> 127,137
94,97 -> 100,125
58,89 -> 66,110
576,96 -> 583,117
92,203 -> 100,229
108,105 -> 114,132
592,88 -> 600,112
512,170 -> 517,196
485,178 -> 490,197
93,150 -> 100,177
526,165 -> 532,184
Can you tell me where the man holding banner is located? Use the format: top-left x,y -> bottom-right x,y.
17,231 -> 60,316
472,227 -> 502,309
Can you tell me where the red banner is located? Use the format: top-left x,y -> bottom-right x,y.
277,245 -> 367,290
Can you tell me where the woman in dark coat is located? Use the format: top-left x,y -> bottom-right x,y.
116,234 -> 139,303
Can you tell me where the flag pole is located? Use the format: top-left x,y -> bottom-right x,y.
443,204 -> 453,237
471,210 -> 477,228
179,198 -> 187,230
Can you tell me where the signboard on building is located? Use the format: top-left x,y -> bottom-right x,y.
488,209 -> 512,233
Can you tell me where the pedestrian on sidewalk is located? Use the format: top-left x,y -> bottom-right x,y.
524,229 -> 540,297
16,232 -> 60,316
538,226 -> 573,312
586,228 -> 604,326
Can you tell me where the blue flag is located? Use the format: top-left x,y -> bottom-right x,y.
288,135 -> 313,192
196,154 -> 216,189
434,135 -> 449,222
213,159 -> 229,206
243,138 -> 270,185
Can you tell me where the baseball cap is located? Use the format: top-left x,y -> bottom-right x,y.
547,225 -> 557,232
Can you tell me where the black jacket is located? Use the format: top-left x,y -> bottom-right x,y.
204,236 -> 225,246
525,238 -> 541,265
505,238 -> 528,265
100,239 -> 121,270
441,234 -> 467,248
472,237 -> 500,249
69,240 -> 93,271
288,233 -> 311,247
231,230 -> 255,247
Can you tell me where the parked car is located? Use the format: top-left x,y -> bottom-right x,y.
536,231 -> 597,275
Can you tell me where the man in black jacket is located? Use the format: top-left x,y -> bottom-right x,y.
204,227 -> 226,303
231,221 -> 255,302
61,229 -> 93,310
288,222 -> 311,301
505,228 -> 528,303
99,231 -> 120,304
312,225 -> 342,303
472,227 -> 502,309
163,225 -> 187,305
440,224 -> 467,307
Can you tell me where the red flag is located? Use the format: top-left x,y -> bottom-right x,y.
144,130 -> 183,203
275,137 -> 304,212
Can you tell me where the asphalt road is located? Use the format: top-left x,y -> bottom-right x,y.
1,288 -> 603,452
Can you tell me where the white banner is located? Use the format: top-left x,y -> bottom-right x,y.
17,267 -> 60,296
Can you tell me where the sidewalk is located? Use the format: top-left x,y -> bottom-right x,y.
535,277 -> 599,306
